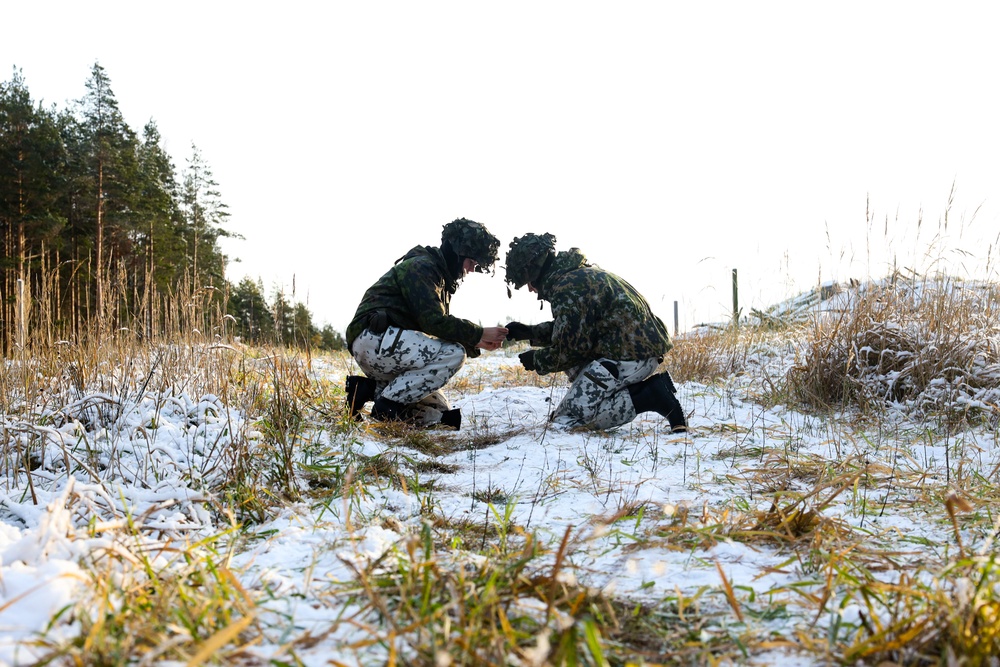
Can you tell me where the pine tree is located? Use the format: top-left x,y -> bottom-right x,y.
271,289 -> 294,346
180,145 -> 238,289
318,324 -> 346,351
73,62 -> 140,320
136,124 -> 184,283
131,121 -> 186,334
291,302 -> 315,349
0,67 -> 67,348
1,64 -> 241,344
228,277 -> 275,342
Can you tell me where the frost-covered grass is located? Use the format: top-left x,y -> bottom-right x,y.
4,275 -> 1000,665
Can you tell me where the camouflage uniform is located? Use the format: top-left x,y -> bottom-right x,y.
346,219 -> 499,425
511,246 -> 674,429
350,325 -> 463,425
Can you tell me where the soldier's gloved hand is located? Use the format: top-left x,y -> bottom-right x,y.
519,350 -> 537,372
505,321 -> 532,342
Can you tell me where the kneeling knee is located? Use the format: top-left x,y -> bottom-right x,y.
440,342 -> 467,368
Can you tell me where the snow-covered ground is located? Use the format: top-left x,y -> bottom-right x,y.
0,325 -> 994,664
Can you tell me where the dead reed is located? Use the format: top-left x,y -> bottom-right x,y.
7,249 -> 1000,664
788,274 -> 1000,425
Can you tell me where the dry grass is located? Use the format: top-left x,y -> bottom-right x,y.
9,248 -> 1000,664
31,523 -> 258,665
337,522 -> 765,665
668,322 -> 804,393
788,274 -> 1000,423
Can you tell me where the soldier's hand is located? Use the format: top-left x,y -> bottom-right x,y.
477,326 -> 508,351
518,349 -> 536,372
504,321 -> 532,342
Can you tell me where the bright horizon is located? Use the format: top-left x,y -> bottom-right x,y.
5,1 -> 1000,333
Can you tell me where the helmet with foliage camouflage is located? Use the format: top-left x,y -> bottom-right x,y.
441,218 -> 500,272
504,233 -> 557,290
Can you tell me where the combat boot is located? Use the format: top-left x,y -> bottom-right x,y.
628,372 -> 688,432
440,408 -> 462,430
370,396 -> 415,423
372,397 -> 461,429
345,375 -> 377,420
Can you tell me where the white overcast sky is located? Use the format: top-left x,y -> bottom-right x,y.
6,2 -> 1000,332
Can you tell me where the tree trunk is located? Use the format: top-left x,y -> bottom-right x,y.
95,160 -> 104,325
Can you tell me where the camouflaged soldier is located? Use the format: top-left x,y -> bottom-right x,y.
503,233 -> 687,432
344,218 -> 508,429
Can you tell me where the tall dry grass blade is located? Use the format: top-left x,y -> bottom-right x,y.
186,614 -> 254,667
715,560 -> 744,624
945,490 -> 973,559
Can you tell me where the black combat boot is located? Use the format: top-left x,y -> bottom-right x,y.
371,397 -> 461,429
370,396 -> 415,423
440,408 -> 462,430
345,375 -> 377,420
628,372 -> 688,432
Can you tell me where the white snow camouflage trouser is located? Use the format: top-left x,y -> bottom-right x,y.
351,326 -> 466,425
551,357 -> 660,430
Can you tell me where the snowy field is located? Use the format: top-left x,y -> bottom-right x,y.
0,326 -> 996,665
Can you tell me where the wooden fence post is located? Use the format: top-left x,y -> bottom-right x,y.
732,269 -> 739,327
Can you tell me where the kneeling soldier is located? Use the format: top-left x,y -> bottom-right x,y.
503,233 -> 686,432
344,218 -> 508,429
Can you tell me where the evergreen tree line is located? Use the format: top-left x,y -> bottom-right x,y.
229,277 -> 346,351
1,63 -> 343,352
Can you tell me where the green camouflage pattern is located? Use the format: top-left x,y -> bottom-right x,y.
504,232 -> 557,289
521,248 -> 673,375
441,218 -> 500,270
346,245 -> 483,355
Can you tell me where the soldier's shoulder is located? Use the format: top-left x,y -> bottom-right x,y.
560,264 -> 605,283
394,245 -> 435,266
395,247 -> 446,280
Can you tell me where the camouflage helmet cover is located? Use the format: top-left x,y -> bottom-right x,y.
504,233 -> 557,289
441,218 -> 500,272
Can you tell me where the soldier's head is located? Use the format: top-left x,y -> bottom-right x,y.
441,218 -> 500,275
504,233 -> 557,292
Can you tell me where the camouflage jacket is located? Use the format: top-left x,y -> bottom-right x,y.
346,245 -> 483,356
522,248 -> 672,375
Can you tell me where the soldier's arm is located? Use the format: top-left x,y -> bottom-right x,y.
398,263 -> 482,348
533,303 -> 590,374
505,321 -> 555,346
528,321 -> 554,346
